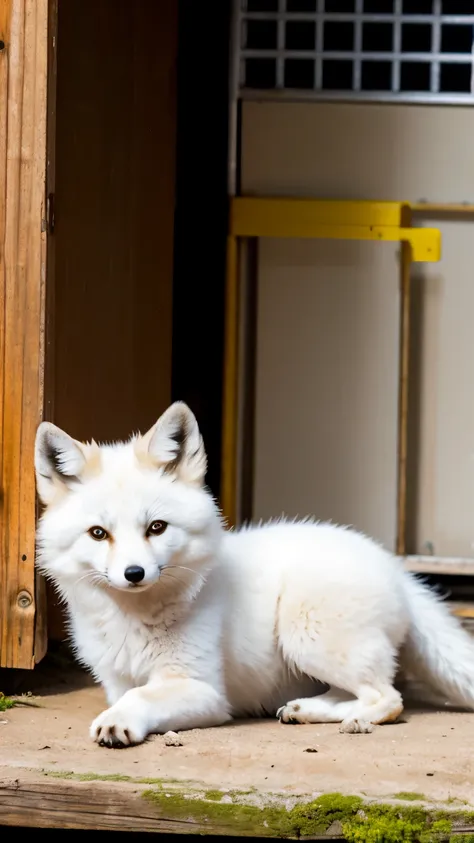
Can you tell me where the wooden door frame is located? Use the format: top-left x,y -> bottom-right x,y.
0,0 -> 56,669
0,0 -> 231,666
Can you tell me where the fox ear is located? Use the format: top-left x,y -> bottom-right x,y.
143,402 -> 207,485
35,422 -> 87,504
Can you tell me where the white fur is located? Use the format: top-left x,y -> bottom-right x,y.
35,402 -> 474,747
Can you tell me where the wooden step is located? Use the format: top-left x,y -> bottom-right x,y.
404,555 -> 474,577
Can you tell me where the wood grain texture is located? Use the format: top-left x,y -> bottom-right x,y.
0,0 -> 49,669
1,774 -> 473,837
34,0 -> 58,666
0,776 -> 280,836
0,778 -> 209,834
45,0 -> 177,642
403,555 -> 474,576
52,0 -> 176,445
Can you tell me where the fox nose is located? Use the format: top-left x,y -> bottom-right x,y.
124,565 -> 145,584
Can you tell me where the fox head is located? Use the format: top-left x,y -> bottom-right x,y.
34,402 -> 222,594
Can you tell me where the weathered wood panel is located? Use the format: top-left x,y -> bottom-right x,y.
0,0 -> 50,668
0,774 -> 473,837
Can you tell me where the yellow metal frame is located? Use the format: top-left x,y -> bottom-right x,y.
230,198 -> 441,262
221,197 -> 442,530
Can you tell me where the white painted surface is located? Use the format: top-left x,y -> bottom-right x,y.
243,101 -> 474,555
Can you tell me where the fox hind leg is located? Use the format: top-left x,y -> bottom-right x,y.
278,626 -> 404,733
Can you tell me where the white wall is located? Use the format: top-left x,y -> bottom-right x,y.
243,101 -> 474,555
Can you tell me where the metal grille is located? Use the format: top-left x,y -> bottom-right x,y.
238,0 -> 474,104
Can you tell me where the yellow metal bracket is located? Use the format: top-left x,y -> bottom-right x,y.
222,197 -> 442,527
230,197 -> 441,262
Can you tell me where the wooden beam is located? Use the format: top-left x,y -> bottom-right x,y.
0,0 -> 50,668
1,772 -> 474,836
448,602 -> 474,621
0,777 -> 216,834
411,202 -> 474,214
404,555 -> 474,577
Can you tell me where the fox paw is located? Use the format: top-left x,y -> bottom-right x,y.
339,718 -> 373,734
90,706 -> 147,748
277,703 -> 305,724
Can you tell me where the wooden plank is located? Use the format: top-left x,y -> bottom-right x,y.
21,0 -> 178,646
44,0 -> 178,642
412,202 -> 474,214
1,773 -> 474,837
0,0 -> 50,668
42,0 -> 57,426
2,688 -> 474,835
35,0 -> 58,663
444,601 -> 474,619
0,4 -> 11,633
0,777 -> 208,834
0,775 -> 315,836
404,555 -> 474,577
52,0 -> 176,445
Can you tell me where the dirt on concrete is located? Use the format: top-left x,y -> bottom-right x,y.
0,659 -> 473,804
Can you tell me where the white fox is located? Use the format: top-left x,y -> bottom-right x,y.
35,401 -> 474,748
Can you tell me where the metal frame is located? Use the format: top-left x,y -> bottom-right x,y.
224,3 -> 474,574
239,0 -> 474,104
221,198 -> 441,541
221,195 -> 474,576
402,201 -> 474,574
230,197 -> 440,261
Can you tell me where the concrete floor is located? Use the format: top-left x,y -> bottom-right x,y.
1,664 -> 474,806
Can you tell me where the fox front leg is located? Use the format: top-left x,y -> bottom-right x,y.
90,677 -> 230,747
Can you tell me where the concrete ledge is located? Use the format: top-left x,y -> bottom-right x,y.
0,666 -> 473,837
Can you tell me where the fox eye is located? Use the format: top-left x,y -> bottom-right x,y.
88,526 -> 109,541
146,520 -> 168,537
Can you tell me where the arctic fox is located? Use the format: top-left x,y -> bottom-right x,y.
35,402 -> 474,748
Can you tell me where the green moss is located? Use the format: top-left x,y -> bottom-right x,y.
44,770 -> 132,783
394,793 -> 426,803
141,791 -> 368,838
137,777 -> 166,786
204,789 -> 225,801
431,820 -> 453,837
0,693 -> 16,712
37,772 -> 471,840
141,790 -> 468,840
43,769 -> 188,786
143,789 -> 275,835
288,793 -> 363,836
341,804 -> 452,843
